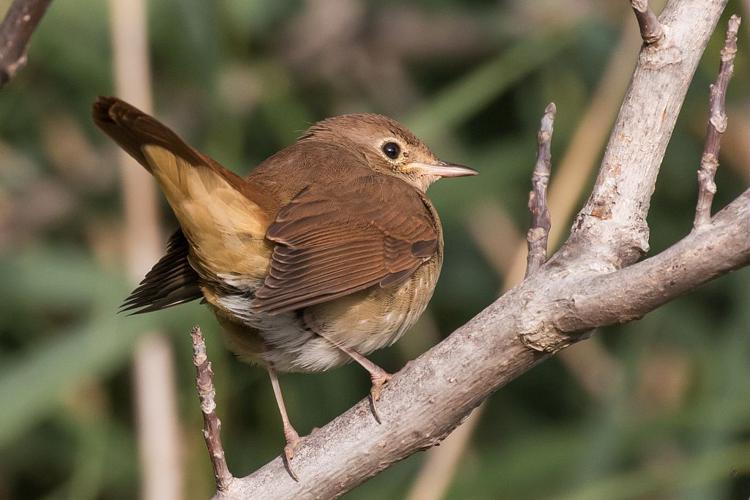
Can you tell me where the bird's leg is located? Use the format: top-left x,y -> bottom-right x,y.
336,345 -> 392,421
267,366 -> 301,465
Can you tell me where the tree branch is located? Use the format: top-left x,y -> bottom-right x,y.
555,189 -> 749,332
525,102 -> 555,277
694,14 -> 740,229
205,1 -> 743,497
631,0 -> 664,45
564,0 -> 728,271
191,326 -> 234,493
0,0 -> 52,87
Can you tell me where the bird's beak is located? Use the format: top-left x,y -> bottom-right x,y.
407,161 -> 478,178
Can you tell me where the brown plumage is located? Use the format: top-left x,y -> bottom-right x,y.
93,96 -> 476,465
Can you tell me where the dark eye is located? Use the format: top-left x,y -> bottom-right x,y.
382,142 -> 401,160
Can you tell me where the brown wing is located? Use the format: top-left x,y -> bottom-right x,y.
253,173 -> 439,315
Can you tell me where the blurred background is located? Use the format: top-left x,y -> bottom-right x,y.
1,0 -> 749,499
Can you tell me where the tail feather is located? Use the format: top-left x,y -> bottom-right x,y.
94,96 -> 274,304
120,229 -> 203,314
92,96 -> 210,174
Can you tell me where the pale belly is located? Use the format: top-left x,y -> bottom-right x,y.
209,257 -> 441,373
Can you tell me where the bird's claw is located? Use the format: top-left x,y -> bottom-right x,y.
282,428 -> 301,481
370,371 -> 392,401
369,371 -> 392,423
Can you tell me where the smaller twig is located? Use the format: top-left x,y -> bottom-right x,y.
191,325 -> 234,493
630,0 -> 664,45
525,102 -> 556,278
0,0 -> 53,88
693,15 -> 741,230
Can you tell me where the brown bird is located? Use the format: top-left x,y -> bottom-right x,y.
93,96 -> 476,463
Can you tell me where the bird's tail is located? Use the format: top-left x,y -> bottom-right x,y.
92,96 -> 273,281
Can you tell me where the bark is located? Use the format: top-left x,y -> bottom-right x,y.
525,103 -> 555,277
0,0 -> 53,87
191,326 -> 234,493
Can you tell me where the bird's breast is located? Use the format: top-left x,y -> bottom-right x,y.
306,255 -> 440,347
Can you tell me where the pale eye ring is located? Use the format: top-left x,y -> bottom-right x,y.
382,141 -> 401,160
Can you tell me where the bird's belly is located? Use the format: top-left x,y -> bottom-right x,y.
205,258 -> 440,373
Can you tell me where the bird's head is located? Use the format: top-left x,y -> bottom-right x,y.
300,113 -> 477,192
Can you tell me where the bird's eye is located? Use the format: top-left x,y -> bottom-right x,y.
382,142 -> 401,160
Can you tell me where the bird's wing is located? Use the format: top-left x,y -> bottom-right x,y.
253,172 -> 439,314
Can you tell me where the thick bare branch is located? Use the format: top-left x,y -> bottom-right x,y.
631,0 -> 664,45
555,189 -> 750,331
0,0 -> 52,87
525,102 -> 556,277
694,15 -> 741,229
191,326 -> 234,493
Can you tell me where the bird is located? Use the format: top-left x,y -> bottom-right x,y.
92,96 -> 477,465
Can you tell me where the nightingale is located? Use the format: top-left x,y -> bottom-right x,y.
93,96 -> 476,463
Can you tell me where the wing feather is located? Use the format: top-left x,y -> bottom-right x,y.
253,172 -> 439,314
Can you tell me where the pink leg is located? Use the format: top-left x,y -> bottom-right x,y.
268,366 -> 301,462
337,345 -> 392,421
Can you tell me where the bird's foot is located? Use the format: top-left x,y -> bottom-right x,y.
370,370 -> 392,401
333,344 -> 393,423
283,427 -> 301,460
282,426 -> 301,481
369,370 -> 392,423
